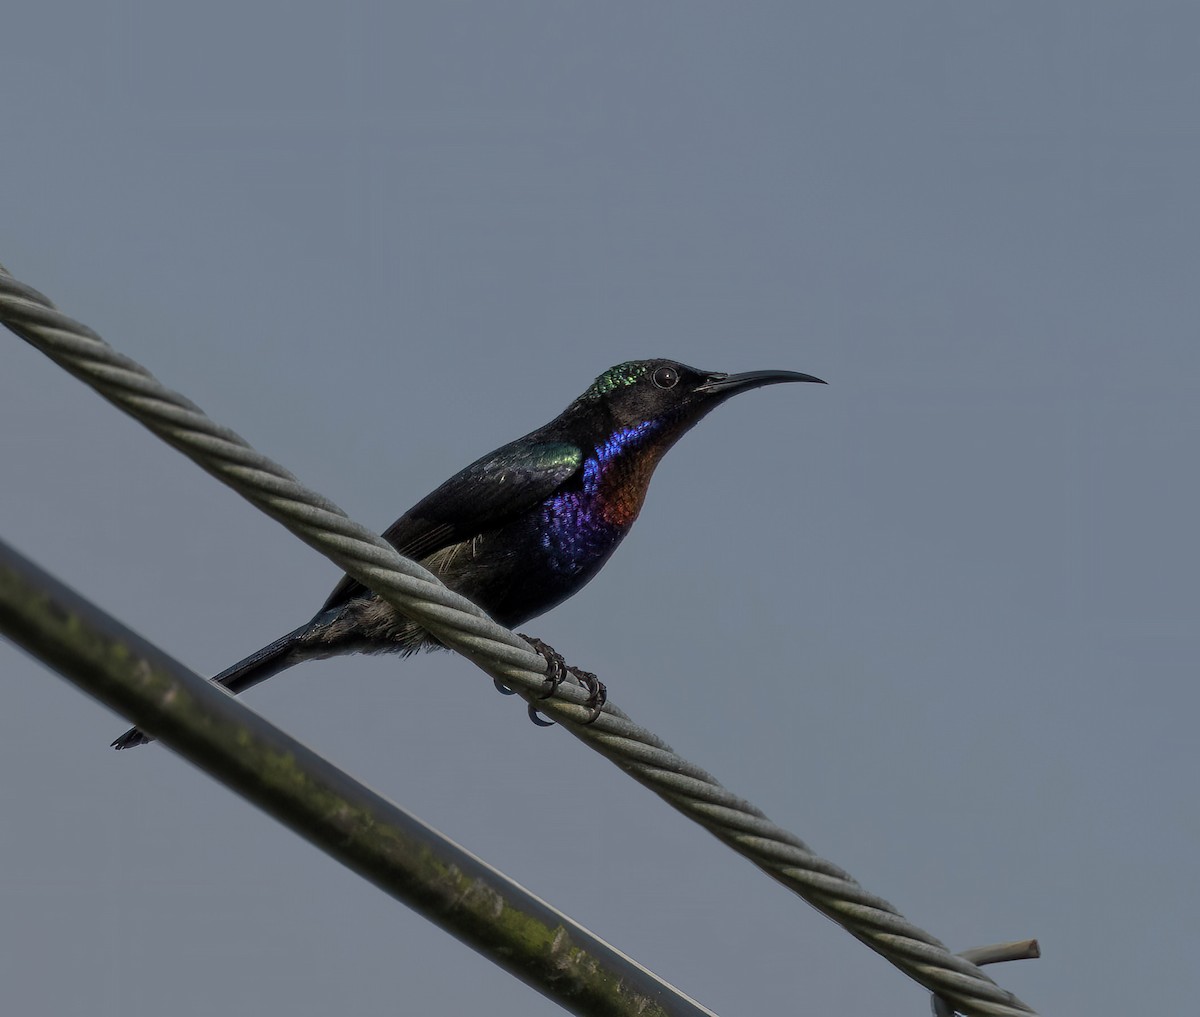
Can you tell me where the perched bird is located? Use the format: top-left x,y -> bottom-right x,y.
113,359 -> 824,748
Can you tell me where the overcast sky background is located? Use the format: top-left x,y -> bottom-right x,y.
3,4 -> 1198,1015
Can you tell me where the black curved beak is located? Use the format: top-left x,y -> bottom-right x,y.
696,369 -> 827,395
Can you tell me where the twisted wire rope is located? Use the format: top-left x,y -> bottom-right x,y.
0,265 -> 1037,1017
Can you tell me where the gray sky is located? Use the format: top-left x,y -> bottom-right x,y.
3,4 -> 1197,1015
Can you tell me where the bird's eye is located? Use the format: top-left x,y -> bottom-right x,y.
652,366 -> 679,389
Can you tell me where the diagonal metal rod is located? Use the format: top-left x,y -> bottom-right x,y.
0,539 -> 717,1017
0,263 -> 1039,1016
933,942 -> 1041,1017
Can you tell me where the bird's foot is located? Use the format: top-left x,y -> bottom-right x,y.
517,634 -> 605,726
568,665 -> 607,724
518,633 -> 566,726
518,634 -> 568,698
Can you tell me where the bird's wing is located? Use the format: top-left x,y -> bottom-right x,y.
319,438 -> 583,612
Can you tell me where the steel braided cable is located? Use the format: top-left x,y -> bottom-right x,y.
0,265 -> 1038,1017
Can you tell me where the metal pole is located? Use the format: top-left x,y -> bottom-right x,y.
0,538 -> 717,1017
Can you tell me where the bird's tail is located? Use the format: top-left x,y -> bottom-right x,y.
110,621 -> 317,750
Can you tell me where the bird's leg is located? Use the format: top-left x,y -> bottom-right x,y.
516,634 -> 606,726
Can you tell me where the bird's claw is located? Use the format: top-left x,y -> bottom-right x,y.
527,702 -> 556,727
518,633 -> 568,726
568,666 -> 607,723
518,634 -> 568,699
517,633 -> 606,726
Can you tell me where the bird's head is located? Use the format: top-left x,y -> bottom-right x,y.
568,359 -> 825,442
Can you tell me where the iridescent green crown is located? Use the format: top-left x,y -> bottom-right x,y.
582,361 -> 651,401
